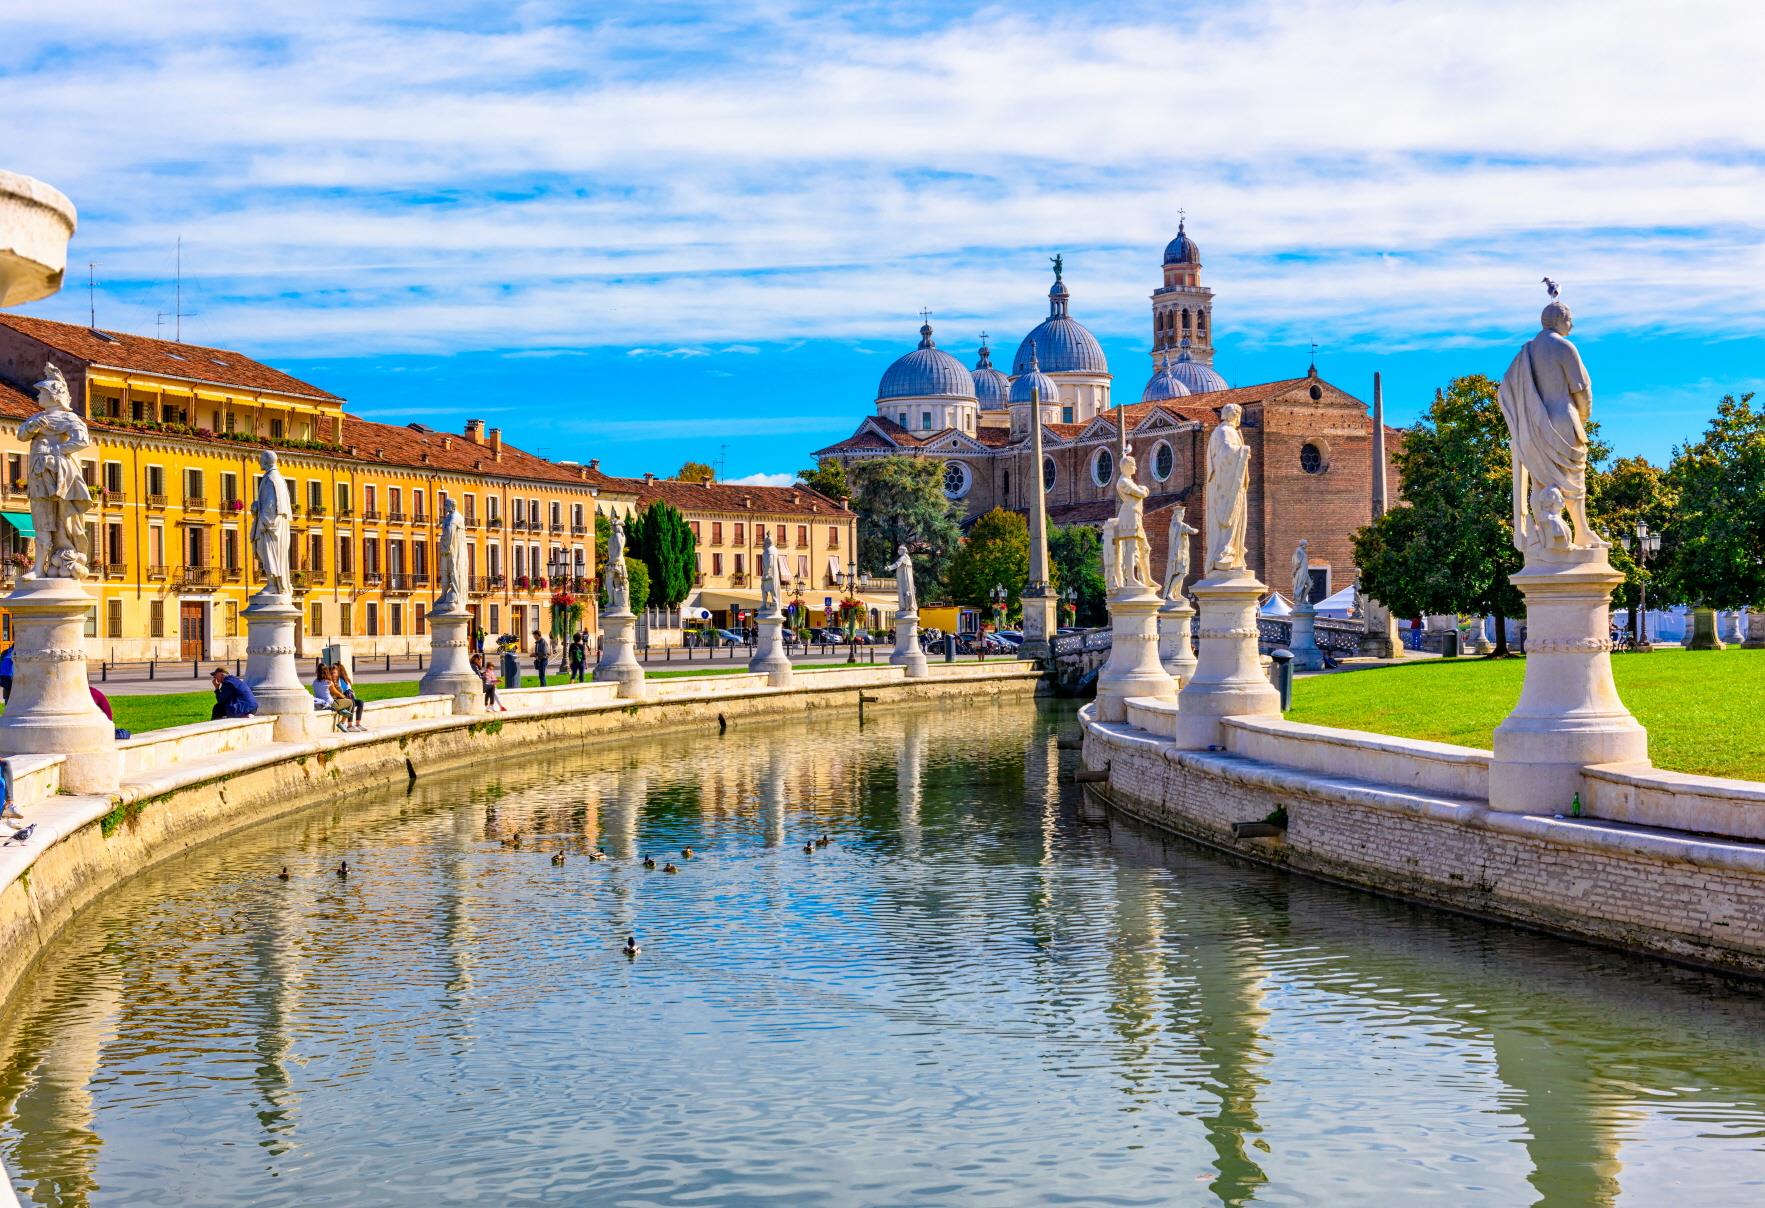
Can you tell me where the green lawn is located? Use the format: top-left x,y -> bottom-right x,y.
1291,649 -> 1765,780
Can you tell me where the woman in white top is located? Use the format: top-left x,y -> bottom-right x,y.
311,661 -> 360,731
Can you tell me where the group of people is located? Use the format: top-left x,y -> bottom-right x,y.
311,661 -> 367,731
528,631 -> 590,686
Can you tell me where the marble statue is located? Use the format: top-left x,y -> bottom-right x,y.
1163,505 -> 1198,602
889,543 -> 917,614
606,514 -> 630,612
435,497 -> 467,611
1497,282 -> 1604,554
1291,539 -> 1312,606
250,449 -> 292,597
1101,518 -> 1119,591
20,363 -> 94,579
1204,403 -> 1251,573
1112,448 -> 1152,589
759,531 -> 781,614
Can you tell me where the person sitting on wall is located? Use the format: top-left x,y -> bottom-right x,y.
210,667 -> 258,720
329,664 -> 366,730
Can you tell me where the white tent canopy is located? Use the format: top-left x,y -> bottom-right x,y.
1313,585 -> 1357,617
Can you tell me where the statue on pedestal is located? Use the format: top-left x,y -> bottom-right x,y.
1204,403 -> 1251,573
1164,505 -> 1197,603
435,497 -> 467,611
20,364 -> 94,579
1112,448 -> 1152,590
250,450 -> 292,597
1497,280 -> 1605,556
1291,539 -> 1312,606
890,544 -> 917,614
1101,519 -> 1119,591
759,531 -> 781,614
606,514 -> 630,613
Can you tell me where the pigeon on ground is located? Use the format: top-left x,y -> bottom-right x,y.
4,824 -> 36,846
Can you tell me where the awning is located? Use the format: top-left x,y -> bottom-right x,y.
0,512 -> 35,539
694,588 -> 763,610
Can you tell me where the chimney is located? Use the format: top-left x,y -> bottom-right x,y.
465,418 -> 485,443
742,494 -> 752,509
419,452 -> 430,464
442,436 -> 453,451
643,472 -> 656,484
789,491 -> 799,505
588,458 -> 600,471
489,427 -> 503,456
839,495 -> 851,511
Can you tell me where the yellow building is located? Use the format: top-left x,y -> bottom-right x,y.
0,314 -> 625,661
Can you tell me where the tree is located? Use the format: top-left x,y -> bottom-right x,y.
627,500 -> 697,608
847,455 -> 962,599
1352,375 -> 1529,654
1589,454 -> 1675,640
1050,524 -> 1106,625
797,458 -> 848,502
944,508 -> 1030,612
1656,393 -> 1765,610
623,557 -> 650,613
675,461 -> 715,484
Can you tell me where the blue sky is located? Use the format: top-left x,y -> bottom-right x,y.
4,0 -> 1762,484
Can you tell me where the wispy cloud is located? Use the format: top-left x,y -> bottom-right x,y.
724,471 -> 799,488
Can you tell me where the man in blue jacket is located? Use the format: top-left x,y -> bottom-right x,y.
209,668 -> 258,720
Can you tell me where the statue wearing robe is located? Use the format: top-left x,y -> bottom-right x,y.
250,450 -> 292,597
889,544 -> 917,615
20,364 -> 94,579
1164,505 -> 1198,603
1112,450 -> 1152,589
606,515 -> 630,613
759,532 -> 781,614
1204,404 -> 1251,573
435,498 -> 467,611
1291,539 -> 1312,606
1497,294 -> 1603,554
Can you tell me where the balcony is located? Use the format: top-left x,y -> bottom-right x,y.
363,570 -> 383,588
362,508 -> 381,522
413,511 -> 428,525
308,505 -> 327,520
465,516 -> 479,530
387,510 -> 407,524
222,566 -> 243,583
178,565 -> 219,591
486,517 -> 503,530
508,518 -> 526,532
570,523 -> 587,536
183,495 -> 208,513
549,522 -> 563,536
336,506 -> 354,521
382,573 -> 420,594
221,498 -> 244,516
473,576 -> 506,593
103,562 -> 127,581
729,572 -> 749,588
101,487 -> 126,506
146,493 -> 167,510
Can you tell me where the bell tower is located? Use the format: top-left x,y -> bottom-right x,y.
1150,214 -> 1215,366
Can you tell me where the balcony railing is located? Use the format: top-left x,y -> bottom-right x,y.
308,505 -> 327,519
729,572 -> 749,588
146,563 -> 168,581
486,517 -> 503,530
222,566 -> 243,583
221,498 -> 244,515
178,566 -> 218,590
388,510 -> 406,523
413,511 -> 428,525
549,522 -> 563,535
183,496 -> 208,513
146,493 -> 167,510
382,573 -> 425,594
103,562 -> 127,581
570,523 -> 587,536
336,506 -> 354,520
465,516 -> 479,530
362,508 -> 381,522
473,576 -> 507,593
363,570 -> 383,588
102,487 -> 126,505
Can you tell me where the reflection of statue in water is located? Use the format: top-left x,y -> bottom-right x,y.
606,515 -> 630,612
1291,539 -> 1312,606
758,531 -> 781,614
250,449 -> 292,597
1497,281 -> 1604,554
889,544 -> 917,614
1164,505 -> 1198,602
20,364 -> 95,579
435,497 -> 467,611
1204,404 -> 1251,573
1112,448 -> 1152,589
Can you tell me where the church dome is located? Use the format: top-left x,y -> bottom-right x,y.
1163,217 -> 1200,266
1012,268 -> 1108,376
877,321 -> 976,402
971,337 -> 1010,409
1009,348 -> 1061,406
1140,352 -> 1192,402
1170,342 -> 1227,394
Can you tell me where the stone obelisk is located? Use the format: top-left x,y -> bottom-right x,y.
1018,383 -> 1058,663
1358,371 -> 1401,659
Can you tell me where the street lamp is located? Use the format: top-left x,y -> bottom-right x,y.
844,557 -> 859,664
1062,586 -> 1078,628
1618,520 -> 1662,651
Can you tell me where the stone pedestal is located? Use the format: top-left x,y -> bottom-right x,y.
1489,552 -> 1648,813
0,576 -> 117,793
243,592 -> 322,742
1019,589 -> 1057,664
1096,586 -> 1175,723
1157,596 -> 1197,686
749,611 -> 794,687
1359,597 -> 1400,659
1174,571 -> 1282,749
594,608 -> 646,699
1726,610 -> 1748,646
1687,607 -> 1724,651
1287,602 -> 1325,671
1470,616 -> 1494,656
419,607 -> 483,714
889,612 -> 928,678
1744,611 -> 1765,650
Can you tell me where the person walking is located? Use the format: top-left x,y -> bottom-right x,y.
568,633 -> 587,683
472,623 -> 487,654
210,667 -> 258,720
531,631 -> 550,687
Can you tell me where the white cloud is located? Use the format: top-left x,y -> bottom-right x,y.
723,471 -> 800,488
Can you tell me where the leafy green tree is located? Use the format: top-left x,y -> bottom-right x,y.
1049,524 -> 1106,625
847,455 -> 962,600
1656,393 -> 1765,610
623,557 -> 650,613
675,461 -> 716,484
627,501 -> 696,608
944,508 -> 1030,611
1589,454 -> 1675,640
797,458 -> 848,502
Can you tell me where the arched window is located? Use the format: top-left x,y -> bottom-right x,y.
1300,442 -> 1327,475
1182,309 -> 1191,332
1151,441 -> 1174,482
1092,447 -> 1115,488
1042,456 -> 1056,493
1003,468 -> 1011,500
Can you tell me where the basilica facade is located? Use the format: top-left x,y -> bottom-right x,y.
815,221 -> 1393,599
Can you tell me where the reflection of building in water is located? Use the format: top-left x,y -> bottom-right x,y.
0,960 -> 119,1199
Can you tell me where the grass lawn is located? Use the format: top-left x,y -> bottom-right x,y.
1290,649 -> 1765,780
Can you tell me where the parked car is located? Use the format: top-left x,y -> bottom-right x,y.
713,628 -> 745,646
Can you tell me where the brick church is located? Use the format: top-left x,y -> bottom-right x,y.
814,221 -> 1396,600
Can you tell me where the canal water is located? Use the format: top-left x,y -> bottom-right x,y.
2,699 -> 1764,1206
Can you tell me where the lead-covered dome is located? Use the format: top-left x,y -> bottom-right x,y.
971,337 -> 1010,409
1009,348 -> 1061,406
877,321 -> 976,402
1163,216 -> 1200,266
1140,352 -> 1193,402
1013,266 -> 1108,376
1170,342 -> 1227,394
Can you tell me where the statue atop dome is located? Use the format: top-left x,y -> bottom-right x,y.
1050,253 -> 1063,282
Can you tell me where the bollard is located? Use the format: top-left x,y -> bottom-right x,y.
944,635 -> 955,663
149,659 -> 156,681
100,661 -> 108,683
1269,648 -> 1294,711
192,659 -> 199,679
385,653 -> 392,672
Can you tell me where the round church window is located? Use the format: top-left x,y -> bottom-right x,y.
942,460 -> 972,500
1152,441 -> 1174,482
1042,456 -> 1056,493
1092,448 -> 1114,488
1300,443 -> 1326,475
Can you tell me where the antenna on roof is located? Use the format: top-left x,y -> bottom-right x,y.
175,236 -> 182,343
87,263 -> 97,328
1308,341 -> 1318,374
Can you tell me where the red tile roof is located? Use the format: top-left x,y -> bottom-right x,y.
0,313 -> 342,401
336,418 -> 612,488
610,475 -> 852,518
0,376 -> 36,421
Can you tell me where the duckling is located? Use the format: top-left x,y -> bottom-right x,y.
662,862 -> 679,874
551,849 -> 566,866
336,861 -> 349,879
623,935 -> 641,958
681,846 -> 694,860
277,866 -> 291,881
642,855 -> 657,870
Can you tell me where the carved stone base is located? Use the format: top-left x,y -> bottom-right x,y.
594,609 -> 647,699
890,612 -> 928,678
1745,612 -> 1765,651
1157,597 -> 1197,686
1687,607 -> 1724,651
1287,602 -> 1325,671
1490,552 -> 1648,813
419,607 -> 483,714
1019,589 -> 1057,663
0,575 -> 117,793
1096,586 -> 1175,722
243,592 -> 322,742
1359,596 -> 1401,659
1174,570 -> 1282,749
749,612 -> 794,687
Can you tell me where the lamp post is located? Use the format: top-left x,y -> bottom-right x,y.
844,557 -> 859,664
990,583 -> 1007,658
1062,586 -> 1077,628
1618,520 -> 1662,651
